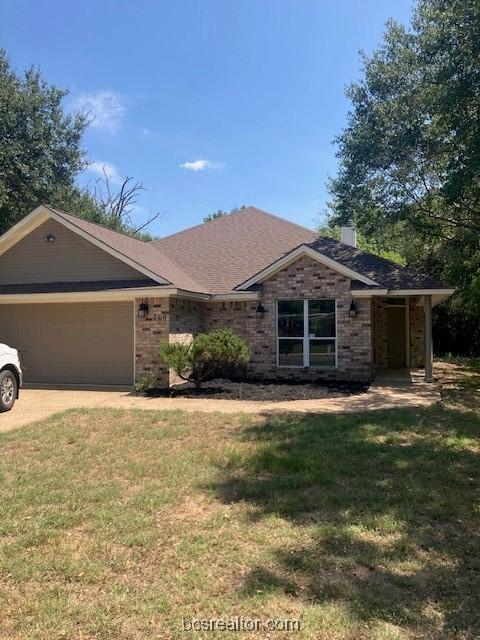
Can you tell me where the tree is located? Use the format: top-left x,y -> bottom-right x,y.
84,169 -> 161,239
159,329 -> 250,389
203,205 -> 246,223
330,1 -> 480,237
316,222 -> 406,265
0,49 -> 88,234
329,0 -> 480,354
0,50 -> 160,239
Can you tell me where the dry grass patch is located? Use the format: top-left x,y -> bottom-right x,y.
436,358 -> 480,411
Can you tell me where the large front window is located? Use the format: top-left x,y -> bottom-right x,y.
277,299 -> 336,368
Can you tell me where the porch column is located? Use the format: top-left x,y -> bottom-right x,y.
424,295 -> 433,382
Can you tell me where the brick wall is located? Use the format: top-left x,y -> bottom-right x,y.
135,288 -> 426,386
135,297 -> 171,386
206,255 -> 373,381
135,297 -> 206,386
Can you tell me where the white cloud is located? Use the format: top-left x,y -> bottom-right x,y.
88,161 -> 122,184
179,158 -> 222,172
74,90 -> 125,133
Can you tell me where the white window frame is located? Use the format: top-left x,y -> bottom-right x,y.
276,299 -> 337,369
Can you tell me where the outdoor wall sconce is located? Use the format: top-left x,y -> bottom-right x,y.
44,233 -> 55,243
349,300 -> 358,318
255,302 -> 268,318
137,300 -> 149,318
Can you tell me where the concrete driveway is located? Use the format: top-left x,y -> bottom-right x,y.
0,382 -> 440,433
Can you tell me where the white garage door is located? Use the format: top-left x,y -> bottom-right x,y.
0,302 -> 134,386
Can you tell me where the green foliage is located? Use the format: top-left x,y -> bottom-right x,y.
203,205 -> 246,223
317,222 -> 406,265
329,0 -> 480,354
0,49 -> 89,234
159,329 -> 250,389
203,210 -> 228,222
159,341 -> 192,382
330,1 -> 480,236
133,372 -> 157,393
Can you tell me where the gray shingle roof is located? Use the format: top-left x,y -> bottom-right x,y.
306,237 -> 446,290
41,206 -> 450,294
151,207 -> 317,294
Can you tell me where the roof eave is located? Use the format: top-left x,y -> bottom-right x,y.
350,287 -> 456,307
0,286 -> 261,304
350,288 -> 389,297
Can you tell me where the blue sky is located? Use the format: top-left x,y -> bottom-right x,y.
1,0 -> 412,237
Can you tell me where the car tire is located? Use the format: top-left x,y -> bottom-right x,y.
0,370 -> 17,412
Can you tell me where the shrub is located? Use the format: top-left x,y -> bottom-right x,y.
159,329 -> 250,389
133,372 -> 157,393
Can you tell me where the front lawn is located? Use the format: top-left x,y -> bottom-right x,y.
0,364 -> 479,639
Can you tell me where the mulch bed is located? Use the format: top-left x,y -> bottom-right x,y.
142,378 -> 370,401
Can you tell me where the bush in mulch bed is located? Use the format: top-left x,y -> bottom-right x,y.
139,378 -> 370,401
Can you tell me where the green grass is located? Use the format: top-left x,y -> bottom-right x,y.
441,355 -> 480,372
0,367 -> 479,639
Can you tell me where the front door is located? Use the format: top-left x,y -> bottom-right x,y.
387,306 -> 406,368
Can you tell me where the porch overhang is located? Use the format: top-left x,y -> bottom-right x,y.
351,288 -> 455,307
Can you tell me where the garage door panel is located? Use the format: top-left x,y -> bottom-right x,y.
0,302 -> 134,385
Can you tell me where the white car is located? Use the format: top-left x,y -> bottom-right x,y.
0,344 -> 23,412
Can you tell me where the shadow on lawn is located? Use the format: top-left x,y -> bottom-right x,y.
439,359 -> 480,411
211,405 -> 480,637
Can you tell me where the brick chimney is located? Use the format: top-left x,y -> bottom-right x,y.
341,222 -> 357,248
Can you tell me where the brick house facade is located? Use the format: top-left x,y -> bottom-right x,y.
0,205 -> 452,387
134,255 -> 428,386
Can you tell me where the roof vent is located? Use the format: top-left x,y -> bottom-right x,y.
341,222 -> 357,248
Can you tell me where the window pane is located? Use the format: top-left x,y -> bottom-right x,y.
308,300 -> 336,337
278,300 -> 304,315
278,339 -> 304,366
309,340 -> 336,367
278,300 -> 304,337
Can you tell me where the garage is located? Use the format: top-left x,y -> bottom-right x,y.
0,301 -> 134,386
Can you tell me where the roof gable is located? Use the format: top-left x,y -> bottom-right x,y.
0,218 -> 152,285
235,236 -> 449,292
236,244 -> 380,289
0,206 -> 170,284
46,207 -> 206,292
0,206 -> 205,293
151,207 -> 318,294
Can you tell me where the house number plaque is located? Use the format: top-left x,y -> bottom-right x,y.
150,312 -> 168,321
